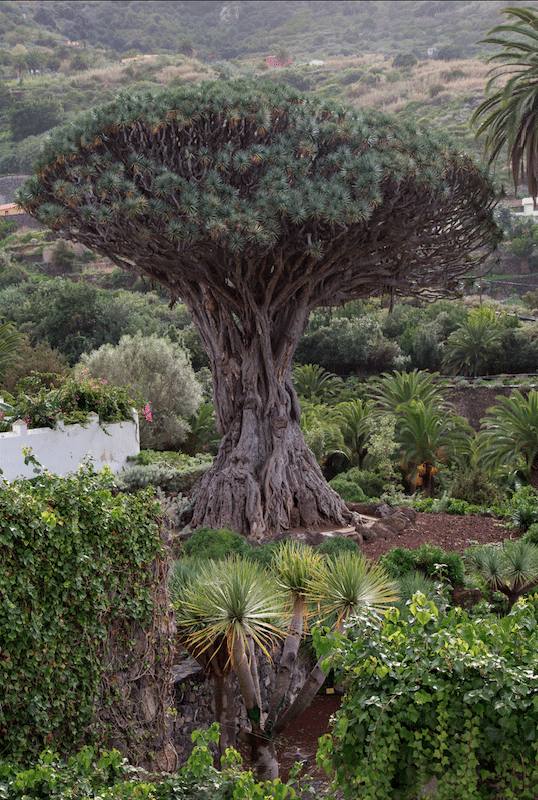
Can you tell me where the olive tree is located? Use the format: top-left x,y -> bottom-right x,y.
18,79 -> 499,540
80,332 -> 202,450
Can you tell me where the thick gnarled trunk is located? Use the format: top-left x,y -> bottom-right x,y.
183,289 -> 351,541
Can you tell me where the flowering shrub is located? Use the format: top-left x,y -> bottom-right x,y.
0,373 -> 141,431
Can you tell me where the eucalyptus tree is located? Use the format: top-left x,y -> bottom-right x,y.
18,79 -> 500,539
171,541 -> 397,780
471,6 -> 538,197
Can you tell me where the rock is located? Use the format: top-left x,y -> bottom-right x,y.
370,521 -> 398,540
360,525 -> 378,542
350,530 -> 364,545
396,506 -> 417,523
386,511 -> 412,533
374,503 -> 393,518
346,501 -> 382,516
296,529 -> 325,546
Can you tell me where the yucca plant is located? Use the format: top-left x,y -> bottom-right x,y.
171,544 -> 397,780
466,540 -> 538,609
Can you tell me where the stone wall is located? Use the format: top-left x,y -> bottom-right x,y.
171,651 -> 312,764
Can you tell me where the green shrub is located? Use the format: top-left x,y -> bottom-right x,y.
0,725 -> 300,799
378,547 -> 418,578
328,476 -> 367,503
181,526 -> 253,560
450,466 -> 500,507
343,467 -> 387,499
318,597 -> 538,798
114,460 -> 211,494
315,535 -> 360,560
507,485 -> 538,531
379,544 -> 464,585
522,522 -> 538,544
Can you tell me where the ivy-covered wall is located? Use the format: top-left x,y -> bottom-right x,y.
0,463 -> 176,770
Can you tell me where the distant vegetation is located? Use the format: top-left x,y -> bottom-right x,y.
0,0 -> 526,184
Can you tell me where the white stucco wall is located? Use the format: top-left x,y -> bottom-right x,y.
0,412 -> 139,481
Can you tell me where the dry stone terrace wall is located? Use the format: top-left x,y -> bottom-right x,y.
171,652 -> 312,765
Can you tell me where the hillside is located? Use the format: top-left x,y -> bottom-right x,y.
0,0 -> 533,183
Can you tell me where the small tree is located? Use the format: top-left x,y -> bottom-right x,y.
18,79 -> 500,539
80,332 -> 202,450
171,541 -> 397,780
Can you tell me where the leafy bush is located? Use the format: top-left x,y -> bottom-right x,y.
379,544 -> 464,585
80,333 -> 203,450
522,522 -> 538,545
450,466 -> 500,507
506,485 -> 538,531
0,372 -> 135,432
343,467 -> 388,499
318,597 -> 538,799
328,476 -> 367,503
315,535 -> 361,560
115,459 -> 211,494
181,526 -> 253,560
0,462 -> 163,764
0,725 -> 303,799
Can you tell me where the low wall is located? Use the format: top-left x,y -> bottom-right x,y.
171,652 -> 312,764
0,412 -> 139,480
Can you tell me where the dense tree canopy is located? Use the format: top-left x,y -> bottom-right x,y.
18,79 -> 500,539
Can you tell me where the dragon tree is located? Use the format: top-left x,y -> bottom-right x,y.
18,79 -> 500,540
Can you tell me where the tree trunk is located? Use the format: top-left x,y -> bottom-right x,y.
212,672 -> 237,758
183,290 -> 352,541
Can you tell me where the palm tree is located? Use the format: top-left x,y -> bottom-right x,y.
369,369 -> 448,414
0,318 -> 24,379
441,316 -> 501,377
471,6 -> 538,197
292,363 -> 343,404
396,400 -> 473,497
335,398 -> 375,469
171,543 -> 397,780
476,390 -> 538,487
466,540 -> 538,609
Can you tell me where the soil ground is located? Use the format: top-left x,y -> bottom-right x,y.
273,510 -> 514,786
